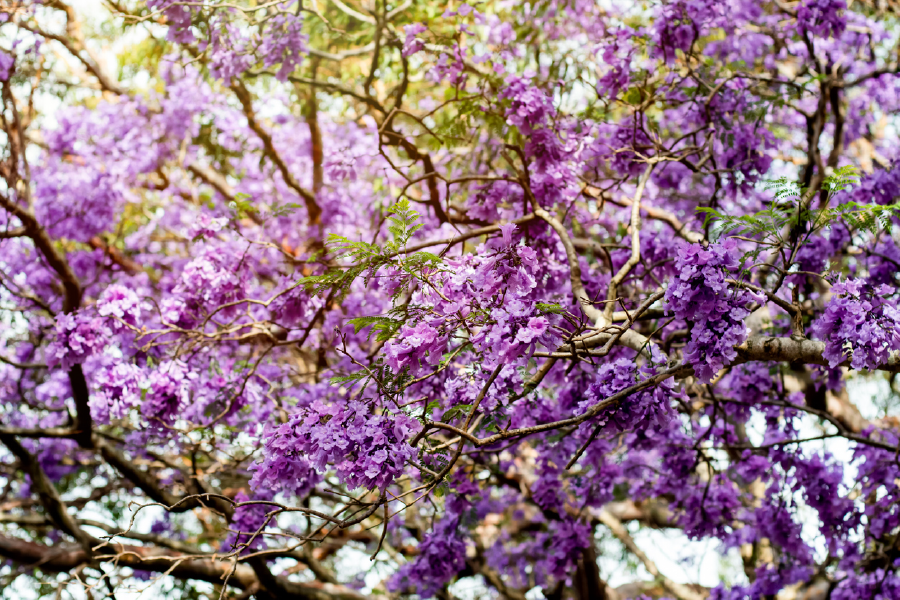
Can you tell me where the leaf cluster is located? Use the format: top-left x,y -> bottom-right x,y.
699,166 -> 899,248
299,198 -> 443,300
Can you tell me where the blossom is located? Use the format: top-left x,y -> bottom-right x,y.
515,316 -> 548,344
176,245 -> 249,312
402,23 -> 427,56
796,0 -> 847,38
811,279 -> 900,370
46,312 -> 110,370
665,240 -> 760,383
389,515 -> 467,596
0,51 -> 13,81
249,451 -> 321,498
258,9 -> 307,81
586,358 -> 674,433
384,322 -> 447,374
142,361 -> 192,427
97,285 -> 144,328
90,362 -> 143,423
260,400 -> 419,491
223,491 -> 270,553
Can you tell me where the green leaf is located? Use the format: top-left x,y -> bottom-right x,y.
347,316 -> 404,342
535,302 -> 565,315
441,403 -> 473,423
329,372 -> 367,385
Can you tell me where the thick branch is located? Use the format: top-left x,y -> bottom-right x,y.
0,533 -> 374,599
735,335 -> 900,373
0,434 -> 94,550
231,82 -> 322,224
0,195 -> 92,447
596,509 -> 704,600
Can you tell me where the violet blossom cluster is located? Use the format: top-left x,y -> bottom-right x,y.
223,491 -> 272,553
665,239 -> 761,383
258,8 -> 306,81
46,312 -> 111,370
811,278 -> 900,370
796,0 -> 848,38
6,0 -> 900,597
388,515 -> 468,596
584,358 -> 674,433
257,399 -> 418,492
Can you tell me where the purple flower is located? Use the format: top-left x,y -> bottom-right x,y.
811,278 -> 900,370
796,0 -> 847,38
249,453 -> 320,498
384,322 -> 447,374
515,316 -> 548,344
97,285 -> 144,328
46,312 -> 110,370
389,515 -> 468,596
665,240 -> 759,383
258,400 -> 419,492
142,361 -> 193,428
258,8 -> 307,81
90,361 -> 143,423
223,491 -> 271,553
0,51 -> 13,81
402,23 -> 427,57
147,0 -> 197,43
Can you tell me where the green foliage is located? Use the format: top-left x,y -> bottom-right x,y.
698,166 -> 886,245
227,193 -> 256,219
819,201 -> 900,235
440,403 -> 473,423
535,302 -> 565,315
347,316 -> 404,342
300,198 -> 444,301
329,371 -> 368,385
697,204 -> 793,242
269,201 -> 304,219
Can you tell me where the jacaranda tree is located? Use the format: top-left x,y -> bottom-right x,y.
1,0 -> 900,598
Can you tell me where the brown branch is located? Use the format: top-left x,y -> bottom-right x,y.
596,509 -> 704,600
0,534 -> 372,599
583,185 -> 703,244
735,335 -> 900,372
16,0 -> 126,96
89,236 -> 141,275
0,193 -> 92,447
230,81 -> 322,224
0,434 -> 95,551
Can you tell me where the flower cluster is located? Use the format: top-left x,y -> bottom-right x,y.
402,23 -> 427,57
0,50 -> 13,81
97,285 -> 144,329
142,361 -> 193,427
384,321 -> 448,375
46,312 -> 110,370
259,9 -> 307,81
188,213 -> 228,239
796,0 -> 847,38
261,400 -> 418,491
481,516 -> 592,588
249,452 -> 320,498
388,515 -> 467,596
34,166 -> 121,243
499,75 -> 553,134
206,19 -> 252,81
665,240 -> 760,383
585,358 -> 674,433
811,279 -> 900,370
89,362 -> 143,424
223,491 -> 271,553
176,245 -> 249,313
147,0 -> 197,43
